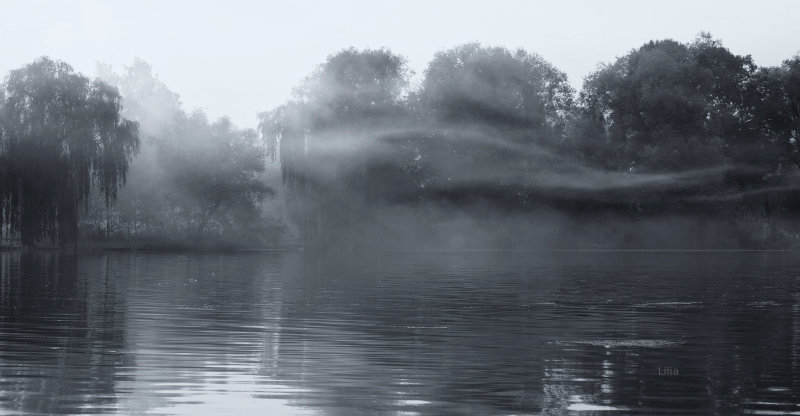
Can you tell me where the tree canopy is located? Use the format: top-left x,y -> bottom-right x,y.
85,61 -> 281,247
259,38 -> 800,249
4,35 -> 800,250
418,43 -> 575,139
0,57 -> 139,246
579,34 -> 757,171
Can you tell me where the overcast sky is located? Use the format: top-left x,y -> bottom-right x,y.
1,0 -> 798,129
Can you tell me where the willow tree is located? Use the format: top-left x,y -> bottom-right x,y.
0,57 -> 139,246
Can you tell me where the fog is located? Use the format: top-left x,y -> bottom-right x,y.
2,34 -> 800,250
3,12 -> 800,415
262,120 -> 754,250
249,38 -> 800,250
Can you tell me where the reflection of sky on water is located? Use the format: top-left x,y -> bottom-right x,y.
117,373 -> 316,416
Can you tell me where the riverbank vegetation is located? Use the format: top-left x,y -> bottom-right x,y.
2,34 -> 800,249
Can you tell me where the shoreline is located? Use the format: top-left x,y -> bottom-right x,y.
0,241 -> 299,253
4,243 -> 800,254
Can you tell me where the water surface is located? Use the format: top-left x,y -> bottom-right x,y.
1,250 -> 799,415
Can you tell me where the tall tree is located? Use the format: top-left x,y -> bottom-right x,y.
405,44 -> 577,209
580,34 -> 756,171
746,56 -> 800,168
418,43 -> 575,140
261,48 -> 411,246
0,57 -> 139,246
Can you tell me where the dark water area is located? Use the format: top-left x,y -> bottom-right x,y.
0,250 -> 799,415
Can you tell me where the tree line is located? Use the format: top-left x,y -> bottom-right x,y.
262,34 -> 800,248
1,58 -> 282,248
2,34 -> 800,248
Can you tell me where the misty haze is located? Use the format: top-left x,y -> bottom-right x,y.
2,1 -> 800,415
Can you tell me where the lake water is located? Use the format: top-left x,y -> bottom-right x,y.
0,250 -> 799,415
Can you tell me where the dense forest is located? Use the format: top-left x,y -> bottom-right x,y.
2,34 -> 800,249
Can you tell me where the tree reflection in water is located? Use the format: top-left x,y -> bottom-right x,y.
0,251 -> 799,414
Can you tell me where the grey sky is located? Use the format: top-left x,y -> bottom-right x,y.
1,0 -> 798,129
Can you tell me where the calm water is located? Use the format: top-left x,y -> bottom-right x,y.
0,250 -> 799,415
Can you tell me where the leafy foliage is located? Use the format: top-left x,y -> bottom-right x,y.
0,57 -> 139,246
579,34 -> 756,170
5,36 -> 800,249
262,38 -> 800,248
86,62 -> 282,247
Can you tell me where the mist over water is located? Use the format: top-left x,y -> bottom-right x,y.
1,17 -> 800,416
2,35 -> 797,249
252,39 -> 800,251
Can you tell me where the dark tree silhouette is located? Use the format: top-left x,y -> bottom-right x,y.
579,34 -> 756,171
0,57 -> 139,246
